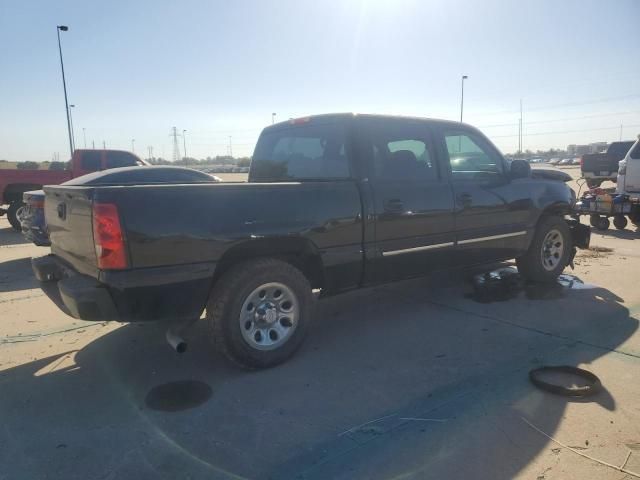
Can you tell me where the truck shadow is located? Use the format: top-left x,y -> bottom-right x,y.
0,225 -> 32,246
0,257 -> 39,292
0,269 -> 637,480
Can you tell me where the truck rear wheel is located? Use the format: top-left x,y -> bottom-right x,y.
206,258 -> 313,369
516,216 -> 572,283
7,201 -> 25,231
586,179 -> 602,189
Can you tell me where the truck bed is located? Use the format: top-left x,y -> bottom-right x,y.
44,180 -> 365,292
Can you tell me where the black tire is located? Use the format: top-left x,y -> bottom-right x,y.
206,258 -> 313,369
613,215 -> 627,230
589,214 -> 600,227
516,216 -> 572,283
7,201 -> 25,231
595,216 -> 610,231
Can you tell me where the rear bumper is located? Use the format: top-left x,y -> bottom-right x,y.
582,171 -> 615,179
32,255 -> 215,322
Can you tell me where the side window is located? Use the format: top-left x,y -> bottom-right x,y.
80,151 -> 102,171
251,123 -> 350,181
630,142 -> 640,160
360,120 -> 438,181
443,130 -> 503,180
105,151 -> 139,169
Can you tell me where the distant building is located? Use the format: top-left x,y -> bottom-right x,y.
567,144 -> 591,155
589,142 -> 608,153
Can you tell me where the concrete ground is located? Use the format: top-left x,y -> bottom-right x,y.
1,167 -> 640,480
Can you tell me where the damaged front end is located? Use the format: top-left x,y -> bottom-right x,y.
566,218 -> 591,268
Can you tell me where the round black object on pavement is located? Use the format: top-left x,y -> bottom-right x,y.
145,380 -> 213,412
529,366 -> 602,397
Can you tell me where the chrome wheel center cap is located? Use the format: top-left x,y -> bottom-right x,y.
256,303 -> 277,325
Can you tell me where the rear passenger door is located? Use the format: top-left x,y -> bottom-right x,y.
435,126 -> 530,263
356,117 -> 456,283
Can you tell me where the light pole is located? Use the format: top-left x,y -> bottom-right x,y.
131,138 -> 135,153
460,75 -> 468,123
82,127 -> 86,149
68,104 -> 76,151
182,129 -> 187,159
272,112 -> 276,124
57,25 -> 73,157
228,136 -> 233,157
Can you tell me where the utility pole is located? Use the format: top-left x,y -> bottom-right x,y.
171,127 -> 181,161
92,140 -> 95,149
620,123 -> 623,141
518,98 -> 523,154
131,138 -> 135,153
82,127 -> 86,148
103,140 -> 106,149
182,129 -> 187,159
68,104 -> 76,151
228,136 -> 233,157
148,146 -> 153,161
56,25 -> 73,158
460,75 -> 468,122
272,112 -> 276,124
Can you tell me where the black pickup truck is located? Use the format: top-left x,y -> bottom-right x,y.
33,114 -> 589,368
580,140 -> 635,188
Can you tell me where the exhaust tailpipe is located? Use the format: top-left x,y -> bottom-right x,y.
166,328 -> 187,353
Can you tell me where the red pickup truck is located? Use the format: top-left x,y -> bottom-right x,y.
1,149 -> 146,230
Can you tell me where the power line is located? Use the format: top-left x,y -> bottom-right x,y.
479,110 -> 640,129
471,93 -> 640,117
491,123 -> 640,139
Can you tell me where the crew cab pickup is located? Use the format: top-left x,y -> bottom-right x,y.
580,141 -> 635,188
0,149 -> 146,230
33,114 -> 590,368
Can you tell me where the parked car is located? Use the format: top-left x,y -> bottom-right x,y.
559,158 -> 573,165
580,140 -> 635,188
571,157 -> 581,165
19,166 -> 220,246
33,113 -> 590,369
548,158 -> 561,165
1,149 -> 147,230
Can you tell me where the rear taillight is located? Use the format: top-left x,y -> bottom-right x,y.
92,203 -> 128,270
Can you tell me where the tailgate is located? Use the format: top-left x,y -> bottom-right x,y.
582,154 -> 615,173
44,186 -> 98,277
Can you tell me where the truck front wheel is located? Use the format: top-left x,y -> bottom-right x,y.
516,216 -> 572,283
206,258 -> 313,369
7,201 -> 25,231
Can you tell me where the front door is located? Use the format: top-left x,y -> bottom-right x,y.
435,126 -> 530,264
356,117 -> 456,283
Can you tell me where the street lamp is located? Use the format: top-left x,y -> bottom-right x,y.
68,104 -> 76,151
56,25 -> 73,157
272,112 -> 276,124
182,129 -> 187,159
460,75 -> 468,123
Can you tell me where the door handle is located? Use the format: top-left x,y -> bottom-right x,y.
456,193 -> 472,207
384,199 -> 404,213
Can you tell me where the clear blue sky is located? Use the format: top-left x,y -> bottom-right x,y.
1,0 -> 639,161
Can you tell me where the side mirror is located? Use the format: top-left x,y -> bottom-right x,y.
509,159 -> 531,179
